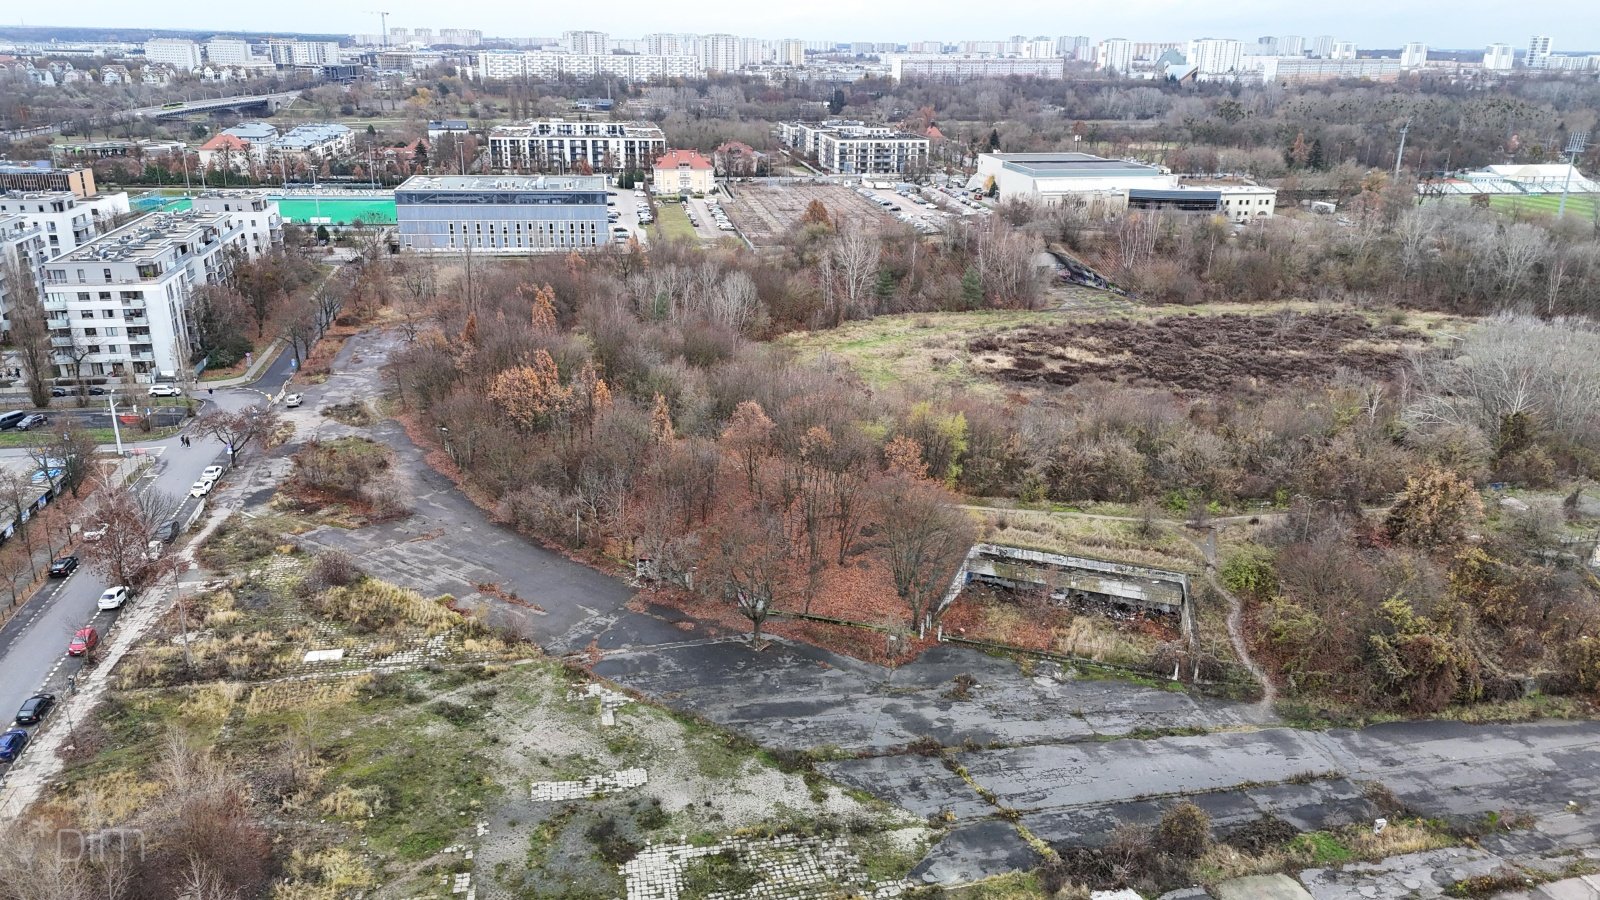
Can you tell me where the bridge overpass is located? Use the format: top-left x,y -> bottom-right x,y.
130,90 -> 302,120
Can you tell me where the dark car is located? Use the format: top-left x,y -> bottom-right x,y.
15,693 -> 54,726
16,413 -> 49,431
67,626 -> 98,657
47,556 -> 77,578
49,386 -> 70,398
154,519 -> 179,543
0,728 -> 27,762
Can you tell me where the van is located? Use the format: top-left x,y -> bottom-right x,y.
0,411 -> 25,431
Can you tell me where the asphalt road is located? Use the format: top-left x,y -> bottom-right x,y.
0,383 -> 261,766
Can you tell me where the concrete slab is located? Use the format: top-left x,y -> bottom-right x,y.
1213,874 -> 1312,900
906,819 -> 1039,885
1533,877 -> 1600,900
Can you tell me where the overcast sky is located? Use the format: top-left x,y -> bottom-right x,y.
28,0 -> 1600,50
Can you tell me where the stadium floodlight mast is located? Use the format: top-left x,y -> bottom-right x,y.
1558,131 -> 1589,218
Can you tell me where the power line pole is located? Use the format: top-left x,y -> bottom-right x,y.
1558,131 -> 1589,218
1393,119 -> 1411,180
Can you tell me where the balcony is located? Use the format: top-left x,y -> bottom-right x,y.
122,314 -> 149,326
51,336 -> 75,348
131,352 -> 154,362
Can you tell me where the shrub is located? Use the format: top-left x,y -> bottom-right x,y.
1154,801 -> 1211,859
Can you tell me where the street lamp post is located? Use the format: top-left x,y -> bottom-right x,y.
437,425 -> 452,463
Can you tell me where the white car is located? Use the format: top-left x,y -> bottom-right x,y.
97,586 -> 129,610
284,393 -> 304,408
190,478 -> 215,498
201,465 -> 224,482
81,522 -> 107,542
148,384 -> 182,398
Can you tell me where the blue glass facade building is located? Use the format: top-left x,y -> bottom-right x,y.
395,175 -> 609,253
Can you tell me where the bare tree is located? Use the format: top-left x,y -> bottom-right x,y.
5,262 -> 55,408
192,402 -> 282,456
78,481 -> 181,589
873,474 -> 977,634
821,226 -> 880,326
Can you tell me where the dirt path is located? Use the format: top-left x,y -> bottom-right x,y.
1187,528 -> 1278,715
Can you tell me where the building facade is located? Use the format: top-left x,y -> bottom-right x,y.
1527,35 -> 1553,69
395,175 -> 610,254
1484,44 -> 1516,71
40,210 -> 259,380
779,122 -> 930,175
190,192 -> 282,258
0,163 -> 96,199
468,50 -> 702,82
1097,39 -> 1134,74
205,38 -> 254,65
144,38 -> 203,71
1401,42 -> 1429,69
561,30 -> 610,55
0,190 -> 130,260
652,150 -> 715,195
488,120 -> 667,173
887,55 -> 1066,80
1186,38 -> 1244,75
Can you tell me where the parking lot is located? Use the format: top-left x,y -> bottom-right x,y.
604,185 -> 650,246
721,181 -> 897,249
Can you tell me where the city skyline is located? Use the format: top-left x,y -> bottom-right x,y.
18,0 -> 1600,49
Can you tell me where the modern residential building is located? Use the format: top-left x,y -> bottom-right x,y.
0,163 -> 96,199
49,139 -> 186,161
1277,35 -> 1306,56
887,55 -> 1066,80
143,38 -> 203,71
40,209 -> 258,380
1310,35 -> 1336,58
266,39 -> 341,66
1484,44 -> 1516,71
561,30 -> 610,55
1401,42 -> 1429,69
427,120 -> 472,140
487,120 -> 668,174
652,150 -> 715,195
1186,38 -> 1244,75
778,121 -> 930,176
1527,35 -> 1553,69
700,33 -> 743,72
1330,41 -> 1359,60
713,141 -> 766,177
1056,35 -> 1092,60
189,191 -> 282,258
0,190 -> 130,259
204,38 -> 254,66
1096,39 -> 1134,74
779,39 -> 806,66
467,50 -> 702,82
394,174 -> 610,254
1252,56 -> 1402,83
268,124 -> 354,166
0,215 -> 49,335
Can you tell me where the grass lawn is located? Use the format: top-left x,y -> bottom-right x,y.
0,425 -> 179,449
653,202 -> 700,243
1485,192 -> 1599,221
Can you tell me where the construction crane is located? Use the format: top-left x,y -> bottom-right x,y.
369,11 -> 390,49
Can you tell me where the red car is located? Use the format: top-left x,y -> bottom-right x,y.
67,627 -> 98,657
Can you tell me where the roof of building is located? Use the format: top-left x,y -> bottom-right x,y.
223,123 -> 279,141
654,149 -> 713,170
396,174 -> 607,192
200,134 -> 251,152
714,140 -> 757,154
275,124 -> 352,150
428,119 -> 471,129
57,210 -> 234,263
988,152 -> 1165,179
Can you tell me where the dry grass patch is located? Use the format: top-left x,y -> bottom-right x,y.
312,579 -> 460,634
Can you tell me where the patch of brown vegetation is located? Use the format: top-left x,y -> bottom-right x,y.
968,311 -> 1422,392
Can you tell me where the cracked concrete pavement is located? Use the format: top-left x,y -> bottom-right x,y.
288,329 -> 1600,887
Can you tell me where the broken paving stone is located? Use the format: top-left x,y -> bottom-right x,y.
530,768 -> 648,802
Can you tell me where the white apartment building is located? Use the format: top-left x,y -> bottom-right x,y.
1020,38 -> 1059,58
1277,36 -> 1306,56
488,120 -> 668,173
144,38 -> 203,71
40,210 -> 262,380
1057,35 -> 1092,60
1310,36 -> 1336,58
562,31 -> 610,55
205,38 -> 254,66
888,55 -> 1067,80
190,191 -> 282,258
1484,44 -> 1516,71
779,121 -> 929,176
645,33 -> 699,56
0,190 -> 131,260
779,39 -> 805,66
469,50 -> 701,82
1097,39 -> 1134,74
268,124 -> 354,166
0,215 -> 48,335
1401,43 -> 1429,69
1331,41 -> 1359,60
1527,35 -> 1553,68
266,40 -> 341,66
1186,39 -> 1244,75
701,33 -> 743,72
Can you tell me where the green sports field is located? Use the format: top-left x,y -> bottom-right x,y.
140,194 -> 396,225
1485,192 -> 1599,220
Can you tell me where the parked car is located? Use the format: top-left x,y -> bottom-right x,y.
14,693 -> 54,726
15,413 -> 49,431
190,478 -> 215,498
67,627 -> 98,656
97,586 -> 129,610
49,386 -> 70,398
284,393 -> 304,408
154,519 -> 179,543
148,384 -> 183,398
201,465 -> 224,482
47,556 -> 78,578
81,522 -> 107,542
0,728 -> 27,762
